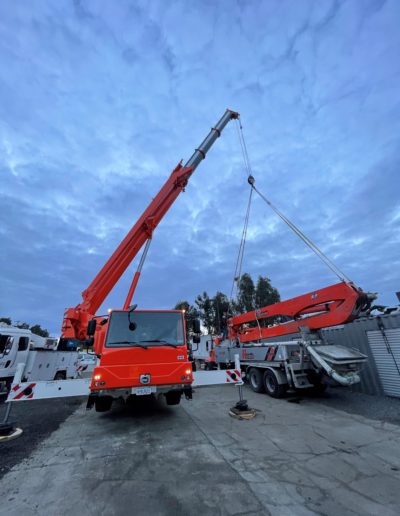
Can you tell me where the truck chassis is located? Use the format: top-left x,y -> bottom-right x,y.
213,335 -> 367,398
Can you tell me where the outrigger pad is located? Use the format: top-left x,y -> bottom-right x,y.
229,400 -> 257,420
0,421 -> 16,437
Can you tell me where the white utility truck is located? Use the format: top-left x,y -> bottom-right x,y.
0,324 -> 80,392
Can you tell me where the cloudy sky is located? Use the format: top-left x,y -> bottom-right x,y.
1,0 -> 399,334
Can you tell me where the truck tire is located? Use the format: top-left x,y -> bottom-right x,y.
263,370 -> 286,398
95,396 -> 113,412
310,382 -> 327,395
54,371 -> 66,381
247,368 -> 265,393
165,391 -> 182,406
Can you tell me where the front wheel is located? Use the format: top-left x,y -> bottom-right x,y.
247,368 -> 265,393
165,391 -> 182,406
263,370 -> 287,398
94,396 -> 113,412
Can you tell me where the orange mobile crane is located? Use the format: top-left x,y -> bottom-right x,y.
58,109 -> 239,411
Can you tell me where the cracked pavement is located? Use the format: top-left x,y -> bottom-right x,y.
1,386 -> 400,515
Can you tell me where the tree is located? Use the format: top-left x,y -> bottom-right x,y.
0,318 -> 50,337
174,301 -> 199,340
195,292 -> 214,334
235,273 -> 255,313
15,322 -> 30,329
255,276 -> 280,308
30,324 -> 49,338
212,292 -> 231,334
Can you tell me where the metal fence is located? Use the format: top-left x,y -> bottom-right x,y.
322,313 -> 400,397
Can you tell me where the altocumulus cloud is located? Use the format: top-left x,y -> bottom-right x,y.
0,0 -> 399,334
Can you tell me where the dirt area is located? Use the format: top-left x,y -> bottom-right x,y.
312,386 -> 400,427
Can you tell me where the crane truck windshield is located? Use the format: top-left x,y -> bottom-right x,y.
105,311 -> 185,348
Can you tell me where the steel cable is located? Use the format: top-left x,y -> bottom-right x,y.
234,119 -> 354,286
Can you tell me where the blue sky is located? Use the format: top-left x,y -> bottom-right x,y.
1,0 -> 399,334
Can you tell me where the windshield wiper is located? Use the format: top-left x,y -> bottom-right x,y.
139,340 -> 179,347
108,341 -> 148,349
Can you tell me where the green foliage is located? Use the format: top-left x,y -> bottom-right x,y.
0,318 -> 50,337
16,322 -> 30,329
174,301 -> 199,341
30,324 -> 50,338
212,292 -> 230,334
194,291 -> 231,335
195,292 -> 214,333
177,273 -> 281,336
234,273 -> 281,314
235,273 -> 255,313
255,275 -> 280,307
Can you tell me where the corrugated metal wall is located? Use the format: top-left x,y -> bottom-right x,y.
322,313 -> 400,396
367,328 -> 400,397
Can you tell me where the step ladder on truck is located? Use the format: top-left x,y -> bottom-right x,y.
2,109 -> 244,420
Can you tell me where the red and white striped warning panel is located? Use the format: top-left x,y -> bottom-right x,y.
6,378 -> 91,402
10,383 -> 36,400
226,370 -> 242,383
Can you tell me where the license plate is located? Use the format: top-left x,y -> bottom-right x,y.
132,387 -> 154,396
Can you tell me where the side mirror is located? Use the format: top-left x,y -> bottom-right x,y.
193,319 -> 201,334
87,319 -> 97,336
85,337 -> 95,348
192,335 -> 201,344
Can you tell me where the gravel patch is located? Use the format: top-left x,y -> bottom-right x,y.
313,386 -> 400,426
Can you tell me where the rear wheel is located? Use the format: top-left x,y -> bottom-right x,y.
165,391 -> 182,406
310,382 -> 327,395
247,368 -> 265,393
263,370 -> 287,398
54,371 -> 66,381
94,396 -> 113,412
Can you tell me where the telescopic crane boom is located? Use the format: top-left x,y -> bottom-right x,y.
62,109 -> 239,341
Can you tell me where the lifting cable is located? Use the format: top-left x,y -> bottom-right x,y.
230,186 -> 253,301
233,118 -> 354,286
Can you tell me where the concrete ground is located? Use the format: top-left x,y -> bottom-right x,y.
0,396 -> 83,478
1,386 -> 400,516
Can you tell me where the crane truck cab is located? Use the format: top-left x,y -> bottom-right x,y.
87,309 -> 193,412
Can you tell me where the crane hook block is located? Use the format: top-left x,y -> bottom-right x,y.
248,175 -> 255,186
